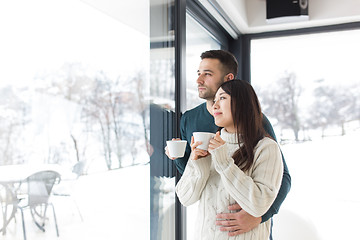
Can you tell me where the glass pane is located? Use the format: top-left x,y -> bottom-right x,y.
251,30 -> 360,240
150,0 -> 176,239
185,13 -> 221,240
0,0 -> 150,239
185,13 -> 222,111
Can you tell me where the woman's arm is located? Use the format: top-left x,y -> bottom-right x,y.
210,138 -> 283,217
175,154 -> 211,206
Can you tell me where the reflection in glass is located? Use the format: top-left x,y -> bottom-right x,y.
185,13 -> 221,111
150,0 -> 176,239
251,30 -> 360,240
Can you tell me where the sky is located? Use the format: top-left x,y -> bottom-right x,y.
250,29 -> 360,125
251,29 -> 360,87
0,0 -> 149,89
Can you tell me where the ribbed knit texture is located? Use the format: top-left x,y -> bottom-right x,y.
176,128 -> 283,240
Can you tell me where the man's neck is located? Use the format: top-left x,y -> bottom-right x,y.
206,99 -> 214,116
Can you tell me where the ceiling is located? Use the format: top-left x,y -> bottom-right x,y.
201,0 -> 360,36
80,0 -> 360,39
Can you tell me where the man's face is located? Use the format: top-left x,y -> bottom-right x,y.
197,58 -> 226,100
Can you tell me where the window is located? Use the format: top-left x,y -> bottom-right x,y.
251,29 -> 360,240
0,0 -> 150,239
149,1 -> 177,239
185,13 -> 222,111
185,12 -> 222,240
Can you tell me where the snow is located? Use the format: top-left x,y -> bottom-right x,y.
2,129 -> 359,239
273,128 -> 360,240
2,165 -> 150,240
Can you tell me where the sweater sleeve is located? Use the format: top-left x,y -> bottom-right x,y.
175,154 -> 211,206
210,139 -> 283,218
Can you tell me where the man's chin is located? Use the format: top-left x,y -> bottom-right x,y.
198,93 -> 207,99
198,94 -> 213,100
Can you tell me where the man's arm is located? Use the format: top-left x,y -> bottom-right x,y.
173,114 -> 190,174
261,114 -> 291,222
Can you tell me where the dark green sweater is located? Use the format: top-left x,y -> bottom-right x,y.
174,102 -> 291,223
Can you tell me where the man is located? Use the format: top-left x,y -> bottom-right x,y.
166,50 -> 291,239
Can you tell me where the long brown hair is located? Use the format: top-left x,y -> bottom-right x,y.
219,79 -> 265,171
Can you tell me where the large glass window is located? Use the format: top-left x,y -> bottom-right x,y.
185,13 -> 222,111
251,30 -> 360,240
185,13 -> 222,240
149,0 -> 177,240
0,0 -> 151,239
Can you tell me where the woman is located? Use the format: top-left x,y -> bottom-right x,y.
176,79 -> 283,240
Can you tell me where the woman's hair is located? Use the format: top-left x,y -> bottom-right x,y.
219,79 -> 265,171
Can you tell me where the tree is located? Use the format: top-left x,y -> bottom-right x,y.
36,63 -> 150,170
260,71 -> 302,141
0,86 -> 30,165
309,82 -> 359,136
129,72 -> 150,157
35,62 -> 94,167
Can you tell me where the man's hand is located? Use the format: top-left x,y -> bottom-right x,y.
164,138 -> 181,160
216,203 -> 261,236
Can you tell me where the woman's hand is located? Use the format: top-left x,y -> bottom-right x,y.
190,136 -> 209,160
208,131 -> 225,151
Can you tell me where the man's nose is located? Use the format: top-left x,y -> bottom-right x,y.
197,74 -> 204,85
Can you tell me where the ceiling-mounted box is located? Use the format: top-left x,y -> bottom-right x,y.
266,0 -> 309,24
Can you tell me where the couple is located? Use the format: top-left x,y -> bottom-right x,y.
166,50 -> 291,240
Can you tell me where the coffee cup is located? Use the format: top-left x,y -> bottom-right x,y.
166,140 -> 187,158
193,132 -> 215,150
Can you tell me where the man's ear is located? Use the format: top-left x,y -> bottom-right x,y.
225,73 -> 235,81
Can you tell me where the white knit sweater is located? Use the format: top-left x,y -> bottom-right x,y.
176,129 -> 283,240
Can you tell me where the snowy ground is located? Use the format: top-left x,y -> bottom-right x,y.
272,128 -> 360,240
2,165 -> 150,240
2,129 -> 359,240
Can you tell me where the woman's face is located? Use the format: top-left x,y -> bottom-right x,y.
213,87 -> 235,133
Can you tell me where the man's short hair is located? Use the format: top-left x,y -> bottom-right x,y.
200,50 -> 238,77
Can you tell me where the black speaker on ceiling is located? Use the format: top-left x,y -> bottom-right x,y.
266,0 -> 309,21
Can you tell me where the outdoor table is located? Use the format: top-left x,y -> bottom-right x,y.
0,164 -> 62,235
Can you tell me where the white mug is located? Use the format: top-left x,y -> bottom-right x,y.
193,132 -> 215,150
166,140 -> 187,158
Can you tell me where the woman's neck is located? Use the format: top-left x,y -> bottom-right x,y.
224,126 -> 236,133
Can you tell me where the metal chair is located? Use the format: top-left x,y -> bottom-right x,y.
17,170 -> 61,240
